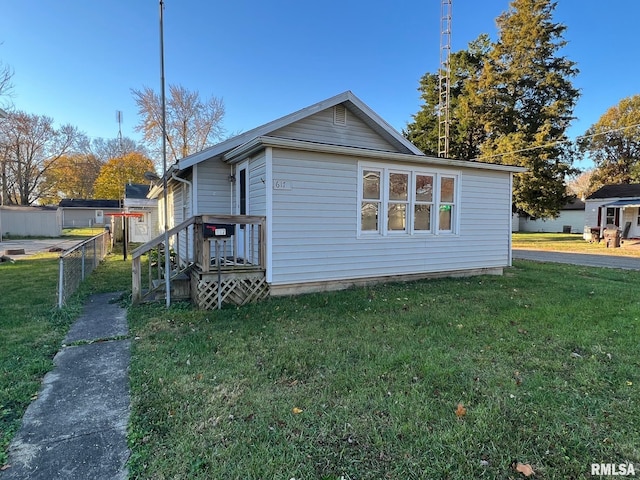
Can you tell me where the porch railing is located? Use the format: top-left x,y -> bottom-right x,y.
57,231 -> 112,308
131,214 -> 266,305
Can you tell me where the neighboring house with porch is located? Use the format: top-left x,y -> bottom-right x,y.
124,184 -> 159,243
135,91 -> 524,307
518,197 -> 585,234
584,184 -> 640,239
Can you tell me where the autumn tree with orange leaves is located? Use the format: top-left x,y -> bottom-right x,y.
93,152 -> 155,200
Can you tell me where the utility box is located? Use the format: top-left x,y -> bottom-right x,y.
604,228 -> 621,248
203,223 -> 235,238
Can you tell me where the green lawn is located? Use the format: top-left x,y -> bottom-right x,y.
127,260 -> 640,479
512,232 -> 640,257
0,247 -> 131,467
4,236 -> 640,478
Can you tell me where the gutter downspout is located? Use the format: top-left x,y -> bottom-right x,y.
171,172 -> 193,263
171,172 -> 193,214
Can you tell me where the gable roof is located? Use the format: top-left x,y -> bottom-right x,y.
125,183 -> 152,199
58,199 -> 121,208
179,91 -> 424,170
562,197 -> 585,210
587,184 -> 640,200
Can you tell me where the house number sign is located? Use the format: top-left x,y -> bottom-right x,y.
273,179 -> 291,190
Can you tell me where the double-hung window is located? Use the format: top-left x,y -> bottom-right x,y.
388,172 -> 409,232
359,164 -> 457,236
361,169 -> 382,233
438,176 -> 455,232
414,174 -> 434,232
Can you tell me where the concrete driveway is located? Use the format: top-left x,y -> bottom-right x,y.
0,238 -> 82,258
513,249 -> 640,271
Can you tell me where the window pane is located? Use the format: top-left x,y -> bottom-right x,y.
389,173 -> 408,201
363,170 -> 380,200
415,175 -> 433,202
388,204 -> 407,231
361,202 -> 379,231
440,177 -> 455,203
439,205 -> 452,231
414,205 -> 431,231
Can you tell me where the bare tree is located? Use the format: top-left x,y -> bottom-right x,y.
132,84 -> 225,164
0,111 -> 86,205
0,58 -> 14,106
91,136 -> 148,163
566,169 -> 595,200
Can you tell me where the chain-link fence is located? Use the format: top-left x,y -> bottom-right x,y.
57,231 -> 112,308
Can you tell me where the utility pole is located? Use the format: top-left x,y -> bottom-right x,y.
160,0 -> 171,307
438,0 -> 452,158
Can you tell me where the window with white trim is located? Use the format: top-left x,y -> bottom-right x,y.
388,172 -> 409,232
361,169 -> 382,233
414,174 -> 434,232
358,165 -> 457,236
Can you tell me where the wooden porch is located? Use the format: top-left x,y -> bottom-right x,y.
131,214 -> 268,308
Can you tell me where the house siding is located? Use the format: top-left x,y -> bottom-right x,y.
270,107 -> 397,152
195,159 -> 231,215
519,210 -> 585,234
269,149 -> 512,286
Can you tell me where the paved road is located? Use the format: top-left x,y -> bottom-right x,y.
513,249 -> 640,270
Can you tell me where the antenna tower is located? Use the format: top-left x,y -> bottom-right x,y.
438,0 -> 452,158
116,110 -> 123,155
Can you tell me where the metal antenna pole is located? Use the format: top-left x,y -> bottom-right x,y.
438,0 -> 452,158
160,0 -> 171,307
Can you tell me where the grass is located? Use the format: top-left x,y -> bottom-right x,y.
0,245 -> 132,467
4,234 -> 640,477
512,232 -> 640,257
127,261 -> 640,479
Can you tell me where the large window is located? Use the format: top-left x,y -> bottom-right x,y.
359,165 -> 458,236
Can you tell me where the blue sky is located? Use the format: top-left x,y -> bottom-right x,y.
1,1 -> 638,170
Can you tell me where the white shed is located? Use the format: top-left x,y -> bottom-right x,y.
143,91 -> 524,303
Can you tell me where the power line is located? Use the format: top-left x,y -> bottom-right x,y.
472,123 -> 640,162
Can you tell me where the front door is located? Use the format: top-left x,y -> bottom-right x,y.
235,162 -> 248,259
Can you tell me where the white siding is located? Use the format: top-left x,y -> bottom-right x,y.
195,158 -> 231,215
270,107 -> 397,152
584,199 -> 602,228
519,210 -> 585,233
269,149 -> 512,286
249,154 -> 267,216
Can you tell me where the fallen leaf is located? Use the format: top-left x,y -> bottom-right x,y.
515,462 -> 535,476
1,464 -> 11,471
292,407 -> 303,414
455,402 -> 467,418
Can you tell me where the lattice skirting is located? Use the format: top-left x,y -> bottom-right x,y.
191,271 -> 269,308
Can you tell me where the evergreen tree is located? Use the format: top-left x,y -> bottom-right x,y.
477,0 -> 580,218
405,35 -> 490,160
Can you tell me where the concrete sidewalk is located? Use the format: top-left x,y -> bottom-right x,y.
1,293 -> 130,480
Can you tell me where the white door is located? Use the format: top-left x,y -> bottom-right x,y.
130,213 -> 149,243
235,162 -> 248,259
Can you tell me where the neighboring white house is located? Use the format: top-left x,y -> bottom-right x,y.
584,184 -> 640,239
518,197 -> 585,234
124,184 -> 159,243
151,91 -> 525,296
58,199 -> 121,228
